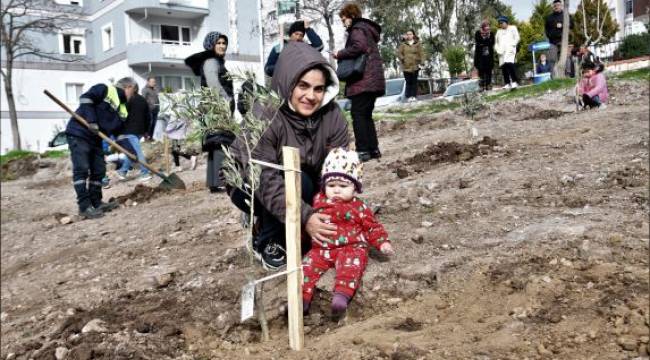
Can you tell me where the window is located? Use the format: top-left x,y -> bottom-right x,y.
101,23 -> 113,51
277,1 -> 297,16
65,83 -> 84,103
152,24 -> 191,45
625,0 -> 633,15
156,76 -> 199,92
54,0 -> 83,5
61,34 -> 85,55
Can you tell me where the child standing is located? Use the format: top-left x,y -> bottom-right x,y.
302,148 -> 394,316
578,63 -> 609,109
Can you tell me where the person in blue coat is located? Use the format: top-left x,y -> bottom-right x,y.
536,53 -> 553,73
264,20 -> 324,77
65,83 -> 127,219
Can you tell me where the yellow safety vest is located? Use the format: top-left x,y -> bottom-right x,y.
104,85 -> 128,119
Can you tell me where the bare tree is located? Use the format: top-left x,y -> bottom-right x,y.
1,0 -> 82,150
554,0 -> 571,78
301,0 -> 345,66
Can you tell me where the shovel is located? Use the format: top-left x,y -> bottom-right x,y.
44,90 -> 186,190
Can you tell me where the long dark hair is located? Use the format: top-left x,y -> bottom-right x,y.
405,29 -> 419,42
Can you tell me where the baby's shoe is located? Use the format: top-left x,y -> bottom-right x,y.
303,300 -> 311,316
331,292 -> 350,317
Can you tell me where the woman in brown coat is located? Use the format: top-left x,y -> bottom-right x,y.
228,42 -> 350,270
397,29 -> 424,102
334,3 -> 385,162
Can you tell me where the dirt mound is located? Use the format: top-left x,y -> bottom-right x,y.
390,137 -> 498,178
605,165 -> 648,189
1,155 -> 37,181
516,109 -> 572,121
114,184 -> 170,204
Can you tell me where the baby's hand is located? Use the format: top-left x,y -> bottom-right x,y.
379,242 -> 394,256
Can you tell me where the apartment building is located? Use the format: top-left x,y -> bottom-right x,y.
1,0 -> 263,152
607,0 -> 649,39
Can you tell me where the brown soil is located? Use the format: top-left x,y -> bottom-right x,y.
113,184 -> 171,204
390,136 -> 498,176
2,80 -> 648,360
1,155 -> 37,181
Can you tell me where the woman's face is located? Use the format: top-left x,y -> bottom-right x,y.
405,31 -> 414,41
340,15 -> 352,28
213,38 -> 228,57
499,21 -> 508,29
290,69 -> 326,117
540,54 -> 547,62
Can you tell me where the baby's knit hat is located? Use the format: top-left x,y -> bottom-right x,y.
321,148 -> 363,193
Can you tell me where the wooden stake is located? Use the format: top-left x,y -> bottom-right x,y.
282,146 -> 304,351
164,135 -> 170,173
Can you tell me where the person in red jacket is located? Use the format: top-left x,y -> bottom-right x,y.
302,148 -> 394,317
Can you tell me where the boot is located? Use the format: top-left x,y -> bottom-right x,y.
79,206 -> 104,219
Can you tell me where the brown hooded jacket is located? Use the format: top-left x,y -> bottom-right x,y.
230,41 -> 350,226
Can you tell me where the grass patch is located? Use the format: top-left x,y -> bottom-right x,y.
42,149 -> 69,159
0,150 -> 36,166
611,67 -> 650,81
485,78 -> 576,102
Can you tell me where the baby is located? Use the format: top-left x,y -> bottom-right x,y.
302,148 -> 394,316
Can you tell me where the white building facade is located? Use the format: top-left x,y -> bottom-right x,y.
1,0 -> 264,153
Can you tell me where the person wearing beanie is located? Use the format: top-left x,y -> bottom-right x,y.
64,83 -> 128,219
301,148 -> 394,318
264,19 -> 324,77
185,31 -> 235,192
495,15 -> 520,89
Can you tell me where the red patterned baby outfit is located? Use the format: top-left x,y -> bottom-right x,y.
302,192 -> 389,301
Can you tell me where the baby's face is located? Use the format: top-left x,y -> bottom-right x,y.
325,179 -> 355,202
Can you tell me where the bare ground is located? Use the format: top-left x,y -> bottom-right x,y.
1,80 -> 648,360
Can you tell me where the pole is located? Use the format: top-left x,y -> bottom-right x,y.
282,146 -> 303,351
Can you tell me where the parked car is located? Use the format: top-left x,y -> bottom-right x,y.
441,79 -> 480,101
335,77 -> 435,111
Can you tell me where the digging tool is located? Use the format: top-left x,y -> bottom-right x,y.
43,89 -> 186,190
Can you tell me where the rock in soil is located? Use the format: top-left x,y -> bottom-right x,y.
81,318 -> 108,333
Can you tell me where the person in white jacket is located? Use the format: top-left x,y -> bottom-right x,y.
495,16 -> 520,89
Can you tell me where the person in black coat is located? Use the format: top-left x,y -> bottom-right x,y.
115,78 -> 152,181
545,0 -> 573,70
185,31 -> 235,192
474,20 -> 495,91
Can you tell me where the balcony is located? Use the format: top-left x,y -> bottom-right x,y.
125,0 -> 209,19
126,42 -> 203,68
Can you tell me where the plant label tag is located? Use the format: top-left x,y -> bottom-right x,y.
240,282 -> 255,322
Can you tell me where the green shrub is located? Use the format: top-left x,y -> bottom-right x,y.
617,32 -> 650,60
443,46 -> 467,77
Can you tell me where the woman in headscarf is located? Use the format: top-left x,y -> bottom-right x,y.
228,42 -> 350,270
185,31 -> 235,192
474,20 -> 495,91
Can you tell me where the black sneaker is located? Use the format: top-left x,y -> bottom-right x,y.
95,201 -> 119,213
79,206 -> 104,219
370,150 -> 382,159
261,243 -> 286,270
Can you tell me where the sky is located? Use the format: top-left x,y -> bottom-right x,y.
502,0 -> 579,22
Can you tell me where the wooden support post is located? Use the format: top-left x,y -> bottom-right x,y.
282,146 -> 304,351
164,135 -> 170,173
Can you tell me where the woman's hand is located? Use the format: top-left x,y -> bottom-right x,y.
306,213 -> 337,243
331,51 -> 339,59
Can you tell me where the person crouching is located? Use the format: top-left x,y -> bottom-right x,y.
578,63 -> 609,110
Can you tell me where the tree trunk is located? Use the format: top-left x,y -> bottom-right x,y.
324,13 -> 336,67
554,0 -> 571,79
3,59 -> 22,150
